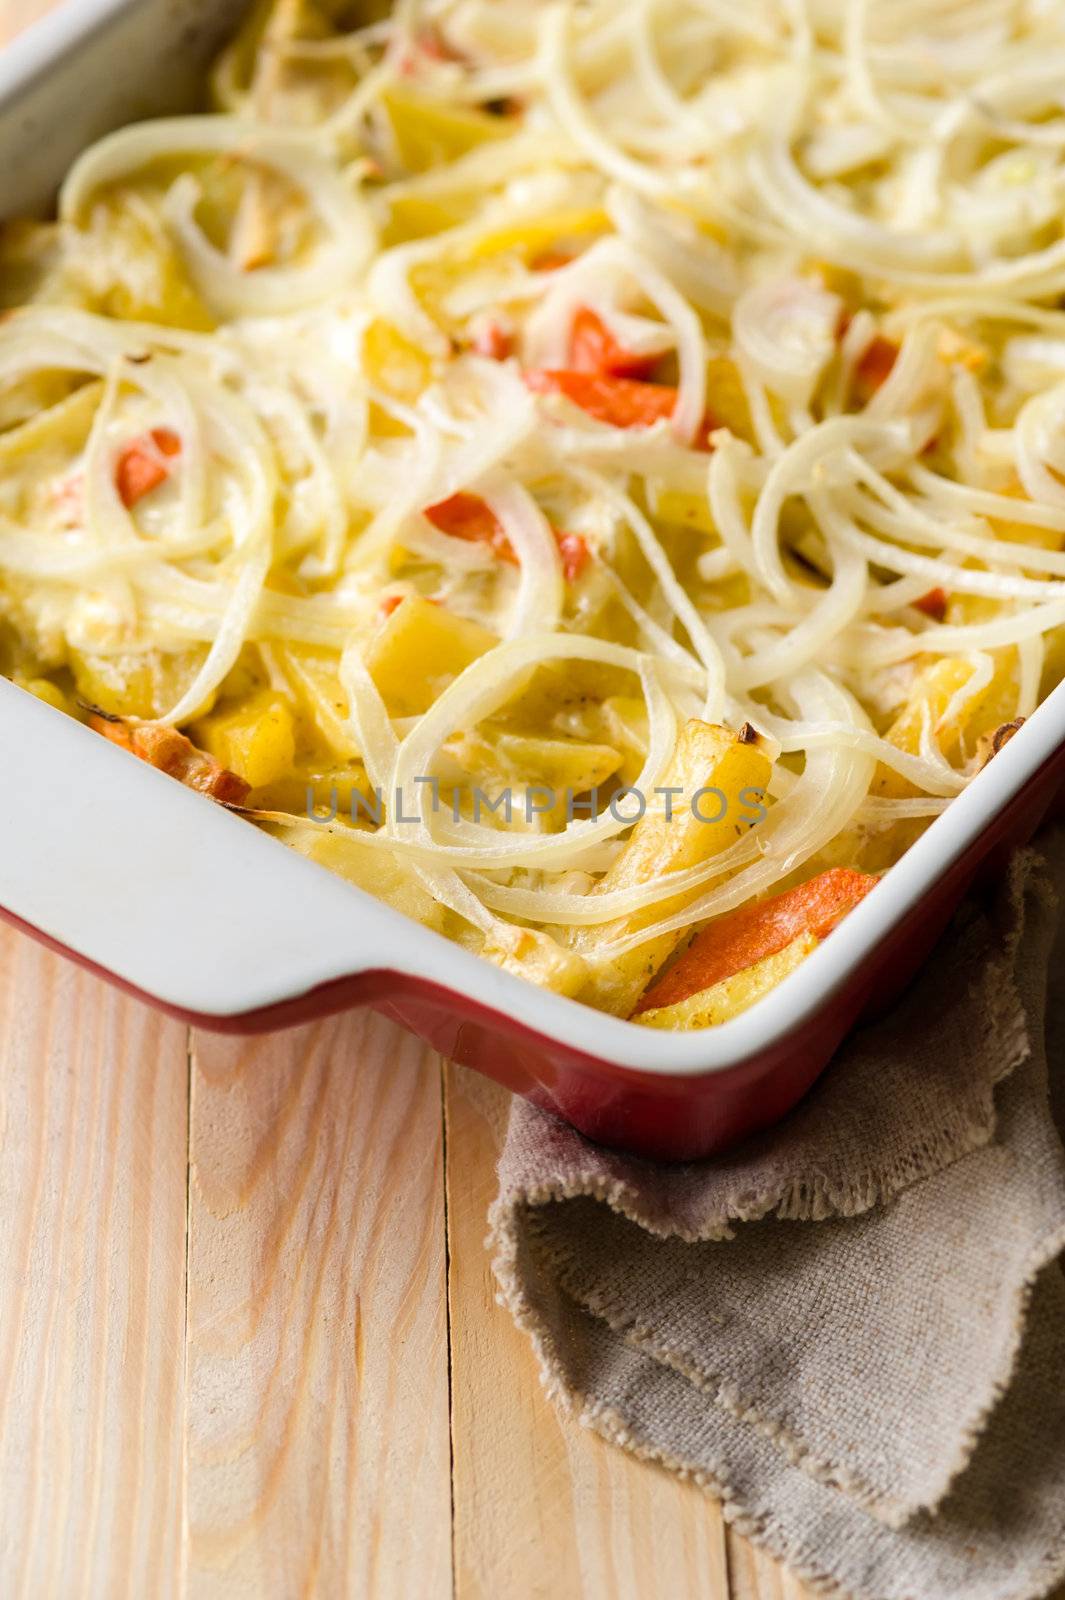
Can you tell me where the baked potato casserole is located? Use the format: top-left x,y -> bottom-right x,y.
1,0 -> 1064,1025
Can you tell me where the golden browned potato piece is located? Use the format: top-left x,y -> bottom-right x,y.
480,925 -> 591,998
568,719 -> 773,1016
635,931 -> 818,1031
366,597 -> 498,717
192,690 -> 296,791
873,653 -> 1016,799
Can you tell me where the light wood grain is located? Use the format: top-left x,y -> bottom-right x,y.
727,1536 -> 816,1600
0,926 -> 189,1600
0,921 -> 811,1600
445,1062 -> 732,1600
185,1015 -> 452,1600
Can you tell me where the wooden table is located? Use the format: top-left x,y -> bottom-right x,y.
0,920 -> 813,1599
0,2 -> 812,1592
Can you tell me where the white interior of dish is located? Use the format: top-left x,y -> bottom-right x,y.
0,0 -> 247,217
1,0 -> 1063,1075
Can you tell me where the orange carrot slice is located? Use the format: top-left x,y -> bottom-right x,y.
914,587 -> 949,621
425,492 -> 517,563
378,593 -> 441,620
425,492 -> 593,579
525,368 -> 677,428
90,715 -> 249,805
531,249 -> 576,272
570,307 -> 659,379
633,868 -> 878,1015
525,368 -> 717,447
471,320 -> 514,360
115,427 -> 181,508
854,335 -> 898,402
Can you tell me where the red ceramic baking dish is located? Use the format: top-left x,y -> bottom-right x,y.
2,0 -> 1064,1161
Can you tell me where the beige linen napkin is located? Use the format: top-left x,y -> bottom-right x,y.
491,829 -> 1065,1600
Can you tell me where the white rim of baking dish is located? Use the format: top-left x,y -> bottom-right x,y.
3,675 -> 1063,1075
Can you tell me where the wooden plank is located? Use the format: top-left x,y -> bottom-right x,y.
184,1014 -> 452,1600
0,926 -> 189,1599
727,1536 -> 813,1600
445,1062 -> 731,1600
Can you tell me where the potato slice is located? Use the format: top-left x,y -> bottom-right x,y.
465,207 -> 608,264
366,597 -> 498,717
704,353 -> 755,443
383,89 -> 511,173
552,694 -> 649,786
382,194 -> 477,249
15,675 -> 72,716
569,719 -> 773,1016
275,644 -> 358,761
251,762 -> 372,818
635,931 -> 818,1031
445,728 -> 621,795
193,690 -> 296,790
77,200 -> 215,331
481,925 -> 590,998
70,646 -> 214,722
362,318 -> 434,405
287,825 -> 448,934
873,652 -> 1016,798
649,486 -> 717,536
